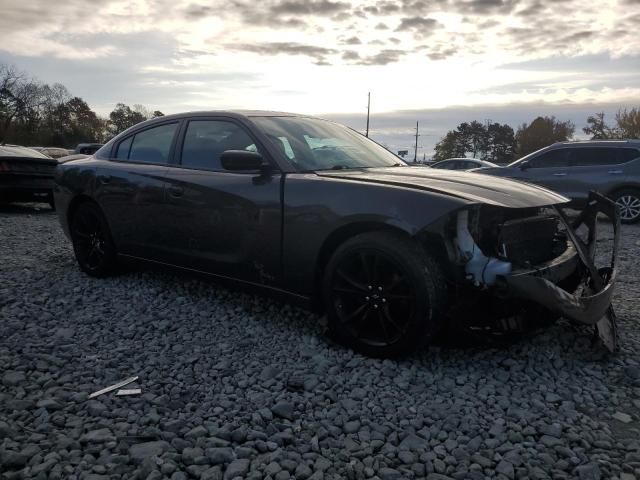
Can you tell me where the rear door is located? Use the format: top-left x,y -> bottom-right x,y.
161,117 -> 283,285
563,147 -> 640,200
97,121 -> 180,259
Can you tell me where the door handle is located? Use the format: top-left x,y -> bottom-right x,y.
168,185 -> 184,197
98,175 -> 111,184
552,173 -> 567,176
608,170 -> 623,174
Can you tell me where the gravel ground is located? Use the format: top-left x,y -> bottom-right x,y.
1,203 -> 640,480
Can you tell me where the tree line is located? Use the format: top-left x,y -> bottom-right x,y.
0,64 -> 163,148
433,108 -> 640,163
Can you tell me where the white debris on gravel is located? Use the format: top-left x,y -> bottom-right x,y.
1,204 -> 640,480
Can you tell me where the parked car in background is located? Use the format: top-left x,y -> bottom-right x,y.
74,143 -> 103,155
475,140 -> 640,223
431,158 -> 499,170
54,111 -> 619,356
31,147 -> 73,159
0,145 -> 58,208
57,154 -> 89,164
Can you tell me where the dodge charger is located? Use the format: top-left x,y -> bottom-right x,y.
54,111 -> 620,357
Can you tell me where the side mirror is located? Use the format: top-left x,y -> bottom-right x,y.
519,160 -> 531,170
221,150 -> 266,171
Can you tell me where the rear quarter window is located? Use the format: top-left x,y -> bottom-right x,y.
617,148 -> 640,163
571,147 -> 621,167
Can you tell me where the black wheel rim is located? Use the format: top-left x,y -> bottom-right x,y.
331,249 -> 417,347
72,209 -> 107,272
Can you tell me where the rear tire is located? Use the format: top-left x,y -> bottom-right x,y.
323,231 -> 447,358
70,202 -> 117,277
612,189 -> 640,224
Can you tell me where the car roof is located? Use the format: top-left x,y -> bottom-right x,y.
0,145 -> 51,159
550,139 -> 640,148
129,110 -> 324,130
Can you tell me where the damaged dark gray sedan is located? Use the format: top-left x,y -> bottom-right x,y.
53,111 -> 620,357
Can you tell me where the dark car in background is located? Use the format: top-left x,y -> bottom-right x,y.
431,158 -> 499,171
0,145 -> 58,207
475,140 -> 640,223
74,143 -> 103,155
54,111 -> 620,356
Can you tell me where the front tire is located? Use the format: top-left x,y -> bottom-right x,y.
323,231 -> 447,358
612,189 -> 640,224
70,202 -> 117,277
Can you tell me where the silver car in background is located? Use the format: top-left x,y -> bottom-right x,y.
475,140 -> 640,223
431,158 -> 499,171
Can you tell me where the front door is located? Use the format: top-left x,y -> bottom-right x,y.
162,118 -> 283,285
515,148 -> 573,195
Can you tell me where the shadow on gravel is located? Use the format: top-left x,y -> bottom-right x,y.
0,202 -> 55,215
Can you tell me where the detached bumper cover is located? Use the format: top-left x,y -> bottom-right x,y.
502,192 -> 620,352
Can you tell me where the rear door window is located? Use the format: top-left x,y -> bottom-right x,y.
529,149 -> 571,168
113,123 -> 179,164
433,161 -> 451,169
464,161 -> 479,169
129,123 -> 178,164
115,136 -> 133,160
571,147 -> 620,167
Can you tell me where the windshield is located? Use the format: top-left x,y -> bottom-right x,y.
252,116 -> 405,171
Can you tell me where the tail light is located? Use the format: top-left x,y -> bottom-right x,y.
0,161 -> 12,172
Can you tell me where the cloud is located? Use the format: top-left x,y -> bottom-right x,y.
395,16 -> 441,35
228,42 -> 338,64
342,50 -> 360,60
269,0 -> 351,16
355,49 -> 407,65
426,46 -> 458,60
342,36 -> 362,45
454,0 -> 517,15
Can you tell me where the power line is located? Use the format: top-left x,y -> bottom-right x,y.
414,121 -> 419,163
365,91 -> 370,138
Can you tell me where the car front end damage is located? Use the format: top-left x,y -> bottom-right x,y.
446,191 -> 620,351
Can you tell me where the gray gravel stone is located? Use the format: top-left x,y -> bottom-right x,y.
271,401 -> 295,420
129,441 -> 171,463
223,459 -> 250,479
575,463 -> 601,480
2,371 -> 26,386
496,460 -> 515,479
80,429 -> 115,443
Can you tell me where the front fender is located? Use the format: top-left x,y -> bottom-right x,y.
281,173 -> 472,296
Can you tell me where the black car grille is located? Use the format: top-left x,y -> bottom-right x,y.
495,216 -> 561,266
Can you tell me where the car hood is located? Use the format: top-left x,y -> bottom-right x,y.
316,166 -> 569,208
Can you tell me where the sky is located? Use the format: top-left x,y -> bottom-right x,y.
1,0 -> 639,157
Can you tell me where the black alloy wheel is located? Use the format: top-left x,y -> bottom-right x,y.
70,202 -> 116,277
324,231 -> 446,357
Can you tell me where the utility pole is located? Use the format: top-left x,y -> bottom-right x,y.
365,91 -> 370,138
413,121 -> 419,163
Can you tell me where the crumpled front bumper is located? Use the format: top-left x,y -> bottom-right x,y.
500,192 -> 620,352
